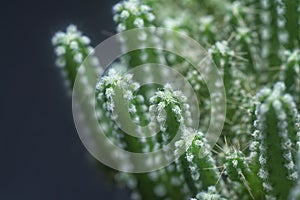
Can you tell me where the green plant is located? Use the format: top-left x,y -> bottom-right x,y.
52,0 -> 300,199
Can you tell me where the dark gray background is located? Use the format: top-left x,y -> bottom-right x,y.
1,0 -> 131,199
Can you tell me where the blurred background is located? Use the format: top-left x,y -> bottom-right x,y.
1,0 -> 131,199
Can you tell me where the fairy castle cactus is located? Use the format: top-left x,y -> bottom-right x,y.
249,82 -> 300,199
52,0 -> 300,199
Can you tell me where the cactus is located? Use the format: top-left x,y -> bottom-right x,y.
52,0 -> 300,199
250,82 -> 300,199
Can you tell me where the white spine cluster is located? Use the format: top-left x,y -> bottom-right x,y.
194,186 -> 226,200
113,0 -> 155,31
52,24 -> 100,97
96,68 -> 139,149
52,25 -> 92,67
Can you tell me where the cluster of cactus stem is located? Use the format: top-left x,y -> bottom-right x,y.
52,0 -> 300,199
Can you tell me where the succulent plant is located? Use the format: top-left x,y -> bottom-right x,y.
52,0 -> 300,199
